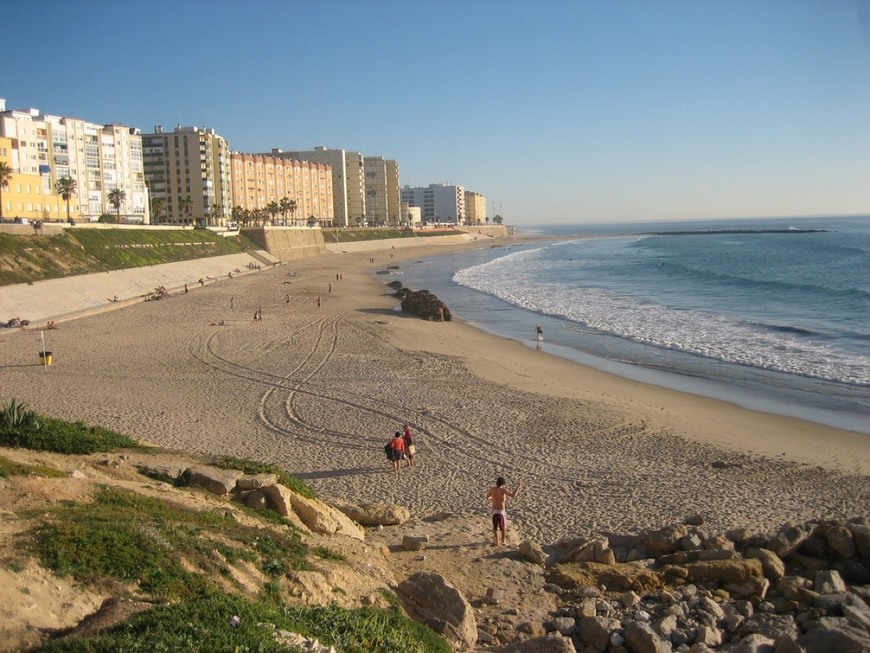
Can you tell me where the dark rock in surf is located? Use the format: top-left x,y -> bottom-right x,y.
401,289 -> 452,321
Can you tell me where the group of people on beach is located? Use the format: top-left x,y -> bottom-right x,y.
386,424 -> 416,473
384,424 -> 521,546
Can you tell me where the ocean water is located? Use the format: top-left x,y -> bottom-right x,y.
395,216 -> 870,434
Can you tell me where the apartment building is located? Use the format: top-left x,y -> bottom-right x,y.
0,98 -> 148,223
363,156 -> 402,226
400,183 -> 467,225
266,147 -> 366,227
0,135 -> 64,221
464,190 -> 487,225
142,125 -> 232,226
229,152 -> 334,226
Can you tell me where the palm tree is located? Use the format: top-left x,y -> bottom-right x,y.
179,197 -> 194,225
288,198 -> 298,226
209,203 -> 224,227
266,201 -> 280,226
150,197 -> 166,224
279,197 -> 291,225
0,162 -> 13,221
493,214 -> 504,225
56,176 -> 78,223
108,188 -> 126,221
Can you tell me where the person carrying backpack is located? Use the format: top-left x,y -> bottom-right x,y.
387,431 -> 406,474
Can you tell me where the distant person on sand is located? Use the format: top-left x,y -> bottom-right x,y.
388,431 -> 406,473
486,477 -> 521,546
535,324 -> 543,341
402,424 -> 415,467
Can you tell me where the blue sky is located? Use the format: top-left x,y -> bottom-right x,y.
4,0 -> 869,224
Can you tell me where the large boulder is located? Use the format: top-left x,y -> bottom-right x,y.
400,290 -> 452,321
332,500 -> 410,526
183,465 -> 244,497
397,571 -> 477,649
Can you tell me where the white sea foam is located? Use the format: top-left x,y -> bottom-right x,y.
453,248 -> 870,386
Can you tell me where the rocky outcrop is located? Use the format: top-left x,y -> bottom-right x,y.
400,289 -> 452,321
151,463 -> 365,541
397,571 -> 477,649
532,517 -> 870,653
332,499 -> 410,526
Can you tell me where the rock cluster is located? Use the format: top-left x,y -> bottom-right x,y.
400,289 -> 452,321
473,516 -> 870,652
138,462 -> 368,541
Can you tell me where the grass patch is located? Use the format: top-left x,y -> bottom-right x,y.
0,454 -> 66,478
322,228 -> 459,244
30,592 -> 450,653
0,399 -> 140,454
29,486 -> 309,601
214,456 -> 316,499
312,545 -> 346,561
0,230 -> 257,286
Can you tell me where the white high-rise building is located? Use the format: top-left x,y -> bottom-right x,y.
400,183 -> 466,225
0,100 -> 149,222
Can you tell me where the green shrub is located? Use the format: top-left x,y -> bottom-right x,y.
0,399 -> 41,446
0,401 -> 139,454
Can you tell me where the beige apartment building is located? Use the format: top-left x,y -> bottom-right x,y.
230,152 -> 334,226
465,190 -> 488,225
363,156 -> 401,226
267,147 -> 367,227
142,125 -> 232,226
0,98 -> 148,223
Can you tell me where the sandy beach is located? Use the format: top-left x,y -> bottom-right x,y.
1,237 -> 868,544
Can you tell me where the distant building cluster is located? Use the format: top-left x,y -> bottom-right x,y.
0,97 -> 489,228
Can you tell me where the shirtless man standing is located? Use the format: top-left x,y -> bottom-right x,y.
485,477 -> 521,546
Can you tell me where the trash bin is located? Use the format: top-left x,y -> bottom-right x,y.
39,351 -> 53,366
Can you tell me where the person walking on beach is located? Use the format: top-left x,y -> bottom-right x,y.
486,477 -> 521,546
402,424 -> 416,467
388,431 -> 406,473
535,324 -> 543,341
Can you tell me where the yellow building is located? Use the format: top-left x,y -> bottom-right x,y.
230,152 -> 334,226
0,135 -> 69,222
465,190 -> 488,225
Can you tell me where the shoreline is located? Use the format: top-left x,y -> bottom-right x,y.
0,235 -> 867,542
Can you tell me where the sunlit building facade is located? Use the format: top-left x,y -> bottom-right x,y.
0,98 -> 148,223
464,190 -> 487,225
267,146 -> 367,227
401,183 -> 466,225
230,152 -> 334,226
142,125 -> 231,225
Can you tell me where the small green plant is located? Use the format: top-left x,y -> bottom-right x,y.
312,545 -> 345,561
0,399 -> 41,446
